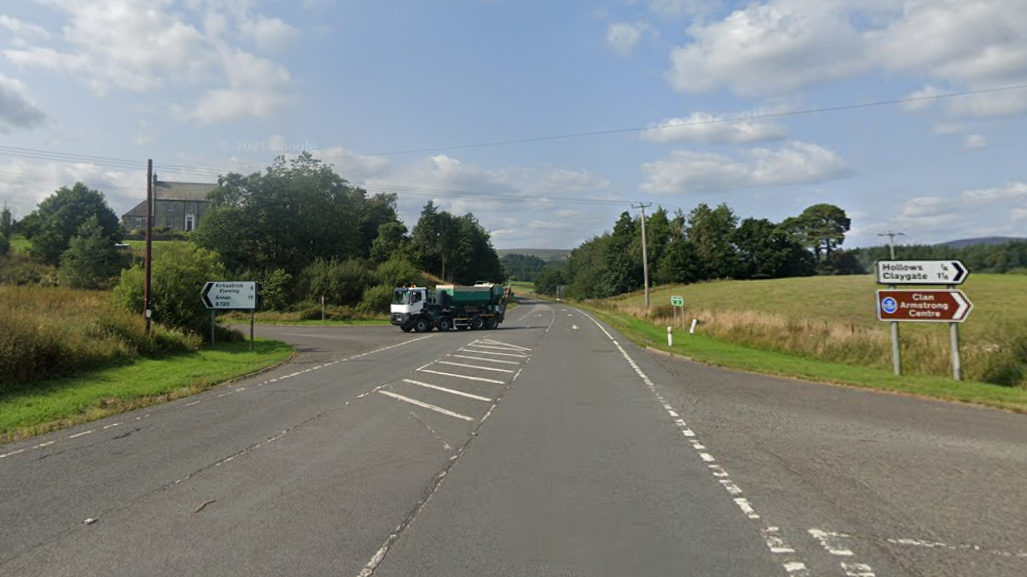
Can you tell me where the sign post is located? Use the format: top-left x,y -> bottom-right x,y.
875,259 -> 973,381
670,295 -> 684,329
202,281 -> 259,349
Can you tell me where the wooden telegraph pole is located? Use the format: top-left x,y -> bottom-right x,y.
144,160 -> 153,335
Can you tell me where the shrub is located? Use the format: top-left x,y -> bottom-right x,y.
359,284 -> 394,314
0,253 -> 59,286
259,268 -> 293,311
113,243 -> 227,335
59,216 -> 120,290
376,256 -> 422,288
301,258 -> 377,307
0,233 -> 9,257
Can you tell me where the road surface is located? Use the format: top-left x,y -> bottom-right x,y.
1,299 -> 1025,576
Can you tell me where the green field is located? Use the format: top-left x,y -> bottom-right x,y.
591,274 -> 1027,394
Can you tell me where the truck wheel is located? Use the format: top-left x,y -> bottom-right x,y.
414,318 -> 431,333
437,317 -> 453,332
470,316 -> 486,330
486,316 -> 499,330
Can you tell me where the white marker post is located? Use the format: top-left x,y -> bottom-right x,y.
689,319 -> 698,334
667,326 -> 673,346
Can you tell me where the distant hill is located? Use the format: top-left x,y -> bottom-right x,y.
496,248 -> 571,262
937,236 -> 1027,249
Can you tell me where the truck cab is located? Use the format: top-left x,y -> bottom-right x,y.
390,287 -> 427,328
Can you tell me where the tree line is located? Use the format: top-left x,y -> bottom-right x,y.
849,241 -> 1027,274
533,203 -> 859,298
1,153 -> 506,336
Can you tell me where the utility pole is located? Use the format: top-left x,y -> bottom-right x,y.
144,160 -> 153,335
878,231 -> 905,375
633,202 -> 652,310
878,231 -> 906,260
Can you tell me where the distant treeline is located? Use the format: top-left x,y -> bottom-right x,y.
850,241 -> 1027,274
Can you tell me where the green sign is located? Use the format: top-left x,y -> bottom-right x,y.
670,296 -> 684,307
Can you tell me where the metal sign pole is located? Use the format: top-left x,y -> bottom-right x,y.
948,283 -> 961,381
672,305 -> 677,331
210,310 -> 216,347
250,310 -> 255,351
888,283 -> 901,376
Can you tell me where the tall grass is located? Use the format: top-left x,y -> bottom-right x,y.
604,301 -> 1026,386
0,286 -> 200,391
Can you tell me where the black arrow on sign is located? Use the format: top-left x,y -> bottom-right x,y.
201,282 -> 215,309
951,261 -> 968,284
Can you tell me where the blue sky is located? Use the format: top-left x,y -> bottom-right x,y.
1,0 -> 1026,250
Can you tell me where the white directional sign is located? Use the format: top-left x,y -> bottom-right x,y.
876,260 -> 968,285
202,281 -> 257,310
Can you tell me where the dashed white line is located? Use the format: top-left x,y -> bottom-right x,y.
418,369 -> 505,384
886,536 -> 1027,558
478,339 -> 532,352
402,379 -> 492,402
762,527 -> 795,554
809,529 -> 854,556
34,441 -> 54,449
783,561 -> 811,575
734,498 -> 760,519
699,452 -> 715,462
436,360 -> 515,373
377,390 -> 474,421
102,423 -> 121,430
450,354 -> 520,365
68,430 -> 94,439
185,401 -> 202,407
841,562 -> 877,577
0,449 -> 26,459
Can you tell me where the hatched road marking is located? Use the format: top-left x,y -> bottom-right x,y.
402,379 -> 493,402
377,391 -> 474,421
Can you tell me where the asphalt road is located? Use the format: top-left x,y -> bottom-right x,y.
1,299 -> 1025,576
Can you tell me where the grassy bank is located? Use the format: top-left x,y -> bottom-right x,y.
0,339 -> 294,443
581,303 -> 1027,413
607,275 -> 1027,387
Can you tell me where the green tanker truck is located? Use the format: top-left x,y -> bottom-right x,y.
390,282 -> 512,332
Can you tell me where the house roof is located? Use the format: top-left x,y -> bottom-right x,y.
154,181 -> 217,202
123,200 -> 148,219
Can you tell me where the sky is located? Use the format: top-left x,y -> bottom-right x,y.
1,0 -> 1026,250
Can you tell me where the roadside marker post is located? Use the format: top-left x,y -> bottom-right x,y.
667,326 -> 673,347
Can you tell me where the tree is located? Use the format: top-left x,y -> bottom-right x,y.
0,232 -> 9,257
0,204 -> 12,238
534,266 -> 564,296
59,216 -> 120,289
193,153 -> 369,276
370,222 -> 412,264
780,204 -> 851,266
27,183 -> 121,265
686,203 -> 738,280
411,203 -> 504,284
113,243 -> 227,335
501,253 -> 547,282
733,218 -> 815,279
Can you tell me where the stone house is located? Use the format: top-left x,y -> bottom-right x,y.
121,181 -> 216,233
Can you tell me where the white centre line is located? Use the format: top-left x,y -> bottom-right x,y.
402,379 -> 493,402
436,361 -> 515,373
479,339 -> 532,352
450,354 -> 520,365
465,344 -> 527,353
68,430 -> 94,439
377,390 -> 474,421
459,348 -> 528,358
418,369 -> 505,384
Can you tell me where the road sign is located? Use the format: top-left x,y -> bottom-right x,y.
202,281 -> 257,310
876,260 -> 968,285
876,289 -> 973,322
670,295 -> 684,307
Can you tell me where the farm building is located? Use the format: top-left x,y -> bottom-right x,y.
121,181 -> 216,232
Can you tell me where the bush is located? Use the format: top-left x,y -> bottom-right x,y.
359,284 -> 394,314
0,254 -> 59,286
59,216 -> 120,290
113,243 -> 227,335
0,286 -> 200,390
0,233 -> 9,257
301,258 -> 377,307
376,256 -> 422,288
259,268 -> 293,311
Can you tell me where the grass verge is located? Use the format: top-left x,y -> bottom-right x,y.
578,303 -> 1027,414
0,339 -> 295,444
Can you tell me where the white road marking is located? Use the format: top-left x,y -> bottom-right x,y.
402,379 -> 492,402
436,360 -> 515,373
185,401 -> 201,407
479,339 -> 532,352
682,429 -> 696,437
450,354 -> 520,365
708,464 -> 729,477
418,369 -> 505,384
720,479 -> 743,495
68,430 -> 94,439
0,449 -> 26,459
762,527 -> 795,554
667,410 -> 679,417
734,498 -> 760,519
377,390 -> 473,422
783,561 -> 810,575
102,423 -> 121,430
459,348 -> 528,358
699,452 -> 715,462
809,529 -> 854,556
841,562 -> 877,577
466,344 -> 527,353
886,537 -> 1027,558
34,441 -> 54,449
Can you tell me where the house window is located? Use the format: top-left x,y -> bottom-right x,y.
135,217 -> 143,229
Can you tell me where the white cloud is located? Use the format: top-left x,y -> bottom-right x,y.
961,181 -> 1027,202
0,158 -> 143,221
238,15 -> 300,53
900,195 -> 951,217
666,0 -> 870,97
642,111 -> 787,144
606,21 -> 651,56
902,85 -> 944,111
0,14 -> 50,39
931,122 -> 963,135
639,141 -> 851,194
0,73 -> 48,133
962,134 -> 987,150
313,147 -> 391,182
